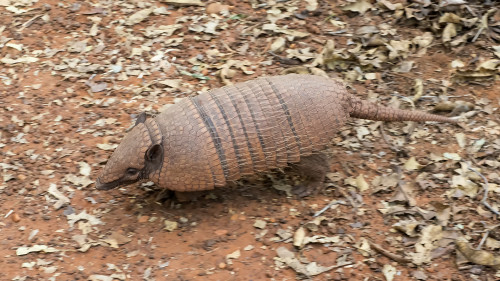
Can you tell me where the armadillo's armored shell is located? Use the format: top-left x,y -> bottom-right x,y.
152,75 -> 350,191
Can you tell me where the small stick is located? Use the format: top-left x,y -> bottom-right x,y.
18,13 -> 44,31
367,239 -> 411,263
338,187 -> 359,209
379,123 -> 400,153
259,40 -> 273,55
267,51 -> 301,65
328,261 -> 355,270
395,166 -> 412,204
471,27 -> 484,43
477,231 -> 489,250
313,200 -> 347,217
466,163 -> 500,216
221,41 -> 236,54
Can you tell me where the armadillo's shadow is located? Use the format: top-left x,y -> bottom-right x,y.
120,169 -> 314,216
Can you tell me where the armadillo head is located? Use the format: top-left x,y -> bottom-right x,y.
96,114 -> 163,190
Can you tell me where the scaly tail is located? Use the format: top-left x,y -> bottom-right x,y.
348,95 -> 457,123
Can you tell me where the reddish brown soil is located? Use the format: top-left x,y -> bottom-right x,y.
1,0 -> 499,280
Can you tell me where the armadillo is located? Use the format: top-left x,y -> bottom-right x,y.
96,74 -> 456,195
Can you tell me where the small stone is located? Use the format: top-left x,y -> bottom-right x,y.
63,206 -> 75,216
138,216 -> 149,223
179,217 -> 188,223
11,213 -> 21,223
253,219 -> 267,229
218,262 -> 226,269
215,229 -> 228,236
412,270 -> 428,280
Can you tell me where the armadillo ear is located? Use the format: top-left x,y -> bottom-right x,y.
135,112 -> 147,126
145,143 -> 162,162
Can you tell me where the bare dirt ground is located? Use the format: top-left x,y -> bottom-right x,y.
1,0 -> 499,280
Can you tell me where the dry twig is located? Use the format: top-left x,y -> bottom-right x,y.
313,200 -> 347,217
466,162 -> 500,217
367,239 -> 411,264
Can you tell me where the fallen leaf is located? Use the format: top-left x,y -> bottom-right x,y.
66,210 -> 103,227
404,157 -> 421,171
276,246 -> 340,276
86,81 -> 108,93
457,239 -> 500,269
65,174 -> 93,187
408,225 -> 443,265
254,219 -> 267,229
382,264 -> 397,281
47,184 -> 70,210
17,245 -> 58,256
226,249 -> 241,260
102,231 -> 132,248
355,237 -> 372,257
79,161 -> 91,176
164,220 -> 178,231
270,37 -> 286,52
345,174 -> 369,191
342,0 -> 373,14
306,0 -> 318,11
88,274 -> 127,281
442,23 -> 457,43
293,227 -> 306,248
124,8 -> 153,26
443,152 -> 461,160
450,175 -> 479,197
262,24 -> 310,40
161,0 -> 204,6
413,79 -> 424,102
1,56 -> 38,64
97,143 -> 118,151
144,24 -> 182,38
413,32 -> 434,48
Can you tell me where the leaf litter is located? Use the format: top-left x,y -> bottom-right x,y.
0,0 -> 499,280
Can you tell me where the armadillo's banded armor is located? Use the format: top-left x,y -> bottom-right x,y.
152,75 -> 350,191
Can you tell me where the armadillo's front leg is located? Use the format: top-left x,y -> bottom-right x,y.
154,190 -> 207,202
290,153 -> 330,197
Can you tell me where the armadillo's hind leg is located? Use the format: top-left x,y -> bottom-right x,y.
174,191 -> 207,202
290,153 -> 330,197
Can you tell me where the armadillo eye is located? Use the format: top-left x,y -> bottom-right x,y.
126,168 -> 139,176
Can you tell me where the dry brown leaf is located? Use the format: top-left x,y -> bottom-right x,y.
102,232 -> 132,248
413,79 -> 424,102
342,0 -> 373,15
161,0 -> 204,6
442,23 -> 457,43
382,264 -> 397,281
409,225 -> 444,265
456,239 -> 500,269
124,8 -> 153,26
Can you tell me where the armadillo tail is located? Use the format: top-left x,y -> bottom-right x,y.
348,95 -> 458,123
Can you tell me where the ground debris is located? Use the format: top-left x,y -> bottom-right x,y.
275,246 -> 352,277
0,0 -> 498,279
16,245 -> 58,256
